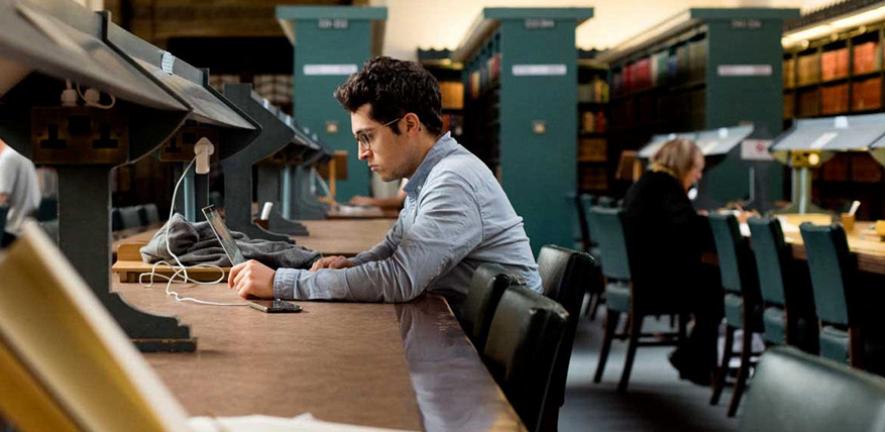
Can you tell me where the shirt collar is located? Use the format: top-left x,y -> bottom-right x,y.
403,132 -> 456,198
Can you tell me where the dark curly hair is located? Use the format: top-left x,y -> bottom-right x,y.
334,56 -> 443,136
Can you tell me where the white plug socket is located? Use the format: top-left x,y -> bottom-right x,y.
83,87 -> 101,106
194,137 -> 215,175
60,88 -> 78,107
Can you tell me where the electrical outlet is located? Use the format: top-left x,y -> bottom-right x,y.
31,106 -> 128,164
159,124 -> 218,162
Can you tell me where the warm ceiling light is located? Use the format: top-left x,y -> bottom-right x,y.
782,24 -> 834,47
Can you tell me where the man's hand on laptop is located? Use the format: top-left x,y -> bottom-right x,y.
309,255 -> 354,272
229,260 -> 275,299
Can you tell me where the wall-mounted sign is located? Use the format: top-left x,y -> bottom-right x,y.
512,64 -> 567,76
717,64 -> 773,77
318,18 -> 349,29
741,139 -> 774,161
524,19 -> 555,29
303,64 -> 358,76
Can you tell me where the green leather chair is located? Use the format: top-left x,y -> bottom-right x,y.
708,213 -> 764,417
576,194 -> 605,321
799,223 -> 863,368
589,207 -> 687,392
484,284 -> 569,432
137,203 -> 161,226
36,197 -> 57,222
739,346 -> 885,432
118,206 -> 143,230
460,263 -> 516,353
536,244 -> 596,429
747,217 -> 818,353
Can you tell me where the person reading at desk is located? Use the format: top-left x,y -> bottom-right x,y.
622,138 -> 721,385
229,56 -> 541,313
348,178 -> 408,210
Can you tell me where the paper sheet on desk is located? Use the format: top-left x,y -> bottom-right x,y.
189,413 -> 417,432
738,219 -> 800,238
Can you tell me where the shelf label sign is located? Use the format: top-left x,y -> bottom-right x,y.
318,18 -> 349,29
717,64 -> 773,77
741,139 -> 774,161
303,64 -> 358,76
730,19 -> 762,29
512,64 -> 567,76
524,19 -> 555,29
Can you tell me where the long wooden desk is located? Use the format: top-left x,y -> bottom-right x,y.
112,219 -> 396,258
734,215 -> 885,275
779,221 -> 885,275
115,282 -> 524,431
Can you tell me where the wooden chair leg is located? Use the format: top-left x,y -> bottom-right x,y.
594,310 -> 620,383
710,325 -> 734,405
727,327 -> 754,417
618,313 -> 643,392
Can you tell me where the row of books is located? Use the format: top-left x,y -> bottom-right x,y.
578,77 -> 610,103
785,41 -> 882,88
581,111 -> 607,133
440,81 -> 464,110
208,74 -> 293,106
787,77 -> 881,117
818,153 -> 884,183
578,166 -> 608,191
612,39 -> 707,95
467,53 -> 502,100
610,89 -> 705,131
578,138 -> 607,162
441,113 -> 464,137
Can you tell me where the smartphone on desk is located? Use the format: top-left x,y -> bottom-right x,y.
248,300 -> 302,313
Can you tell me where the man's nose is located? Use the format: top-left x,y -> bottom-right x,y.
358,147 -> 371,160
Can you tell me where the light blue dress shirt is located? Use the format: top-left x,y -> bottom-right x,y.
273,132 -> 542,310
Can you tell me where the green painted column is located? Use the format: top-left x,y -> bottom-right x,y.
456,8 -> 593,255
276,6 -> 387,201
699,9 -> 799,208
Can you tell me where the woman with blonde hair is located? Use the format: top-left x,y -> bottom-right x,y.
622,138 -> 721,385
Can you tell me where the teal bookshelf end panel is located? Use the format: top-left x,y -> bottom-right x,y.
705,17 -> 790,207
279,6 -> 387,201
499,20 -> 579,254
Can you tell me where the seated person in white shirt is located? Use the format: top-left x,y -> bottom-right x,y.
228,56 -> 541,312
0,137 -> 40,246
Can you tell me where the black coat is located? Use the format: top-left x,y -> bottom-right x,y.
622,170 -> 711,294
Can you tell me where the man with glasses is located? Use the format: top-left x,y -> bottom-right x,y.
229,56 -> 541,314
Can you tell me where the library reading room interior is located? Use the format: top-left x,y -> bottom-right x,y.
4,0 -> 885,431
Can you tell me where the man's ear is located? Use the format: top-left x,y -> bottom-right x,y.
404,113 -> 422,134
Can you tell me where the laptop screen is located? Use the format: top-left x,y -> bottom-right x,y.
201,205 -> 246,266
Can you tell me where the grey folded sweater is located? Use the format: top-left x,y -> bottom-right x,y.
140,214 -> 319,269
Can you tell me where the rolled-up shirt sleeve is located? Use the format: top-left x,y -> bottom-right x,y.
273,172 -> 482,302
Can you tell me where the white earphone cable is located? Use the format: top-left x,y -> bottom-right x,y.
137,156 -> 247,307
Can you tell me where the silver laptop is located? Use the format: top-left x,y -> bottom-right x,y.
202,205 -> 246,266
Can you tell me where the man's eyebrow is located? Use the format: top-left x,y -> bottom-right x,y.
353,128 -> 372,137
